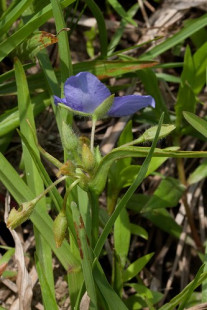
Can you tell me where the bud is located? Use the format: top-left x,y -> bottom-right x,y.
53,211 -> 67,248
81,143 -> 96,171
93,94 -> 115,120
61,121 -> 79,152
7,201 -> 34,229
79,136 -> 90,147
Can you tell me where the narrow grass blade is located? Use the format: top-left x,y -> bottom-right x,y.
93,259 -> 128,310
50,0 -> 73,130
175,46 -> 196,130
183,111 -> 207,139
108,3 -> 138,56
160,265 -> 207,310
0,0 -> 32,35
71,202 -> 98,309
35,254 -> 58,310
50,0 -> 73,84
140,13 -> 207,60
122,253 -> 154,282
0,153 -> 80,270
107,0 -> 136,26
0,0 -> 75,62
14,57 -> 56,305
0,93 -> 50,137
114,208 -> 130,267
137,69 -> 170,122
84,0 -> 107,58
18,131 -> 63,212
94,113 -> 164,257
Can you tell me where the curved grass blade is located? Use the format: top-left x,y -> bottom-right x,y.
14,57 -> 56,306
94,113 -> 164,257
84,0 -> 107,58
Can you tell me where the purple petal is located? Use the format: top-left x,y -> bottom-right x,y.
107,95 -> 155,117
54,95 -> 67,106
64,72 -> 111,113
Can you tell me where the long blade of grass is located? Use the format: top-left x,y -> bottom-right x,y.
0,0 -> 32,35
0,153 -> 80,270
71,202 -> 98,309
183,111 -> 207,139
0,93 -> 50,137
0,0 -> 75,62
140,13 -> 207,60
14,57 -> 56,306
94,113 -> 164,257
35,254 -> 58,310
160,265 -> 207,310
93,259 -> 128,310
84,0 -> 107,58
107,3 -> 139,56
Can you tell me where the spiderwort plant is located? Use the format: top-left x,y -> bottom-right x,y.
54,72 -> 155,151
7,71 -> 156,247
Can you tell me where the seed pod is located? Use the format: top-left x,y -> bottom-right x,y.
61,121 -> 79,152
81,143 -> 96,171
53,211 -> 67,248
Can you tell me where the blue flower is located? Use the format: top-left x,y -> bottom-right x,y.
54,72 -> 155,117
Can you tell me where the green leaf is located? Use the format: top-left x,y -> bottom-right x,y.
129,223 -> 148,240
137,69 -> 170,122
0,0 -> 33,35
183,111 -> 207,138
14,57 -> 56,304
0,248 -> 15,265
84,0 -> 107,58
140,13 -> 207,60
93,259 -> 128,310
0,0 -> 75,62
188,159 -> 207,185
35,254 -> 59,310
13,31 -> 58,61
127,195 -> 182,239
71,202 -> 98,309
122,253 -> 154,282
0,93 -> 50,138
112,251 -> 123,297
175,46 -> 196,130
126,283 -> 163,305
90,146 -> 207,195
141,177 -> 185,211
0,153 -> 80,270
114,208 -> 131,267
108,3 -> 138,56
193,41 -> 207,94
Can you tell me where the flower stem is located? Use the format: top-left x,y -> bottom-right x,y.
62,179 -> 80,213
90,117 -> 97,152
33,175 -> 67,206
